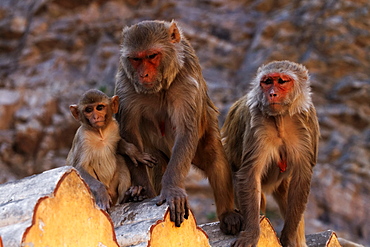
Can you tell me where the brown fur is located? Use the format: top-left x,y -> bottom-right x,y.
222,61 -> 319,247
67,116 -> 130,205
67,89 -> 156,209
115,20 -> 242,234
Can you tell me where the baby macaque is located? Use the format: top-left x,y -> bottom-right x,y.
67,89 -> 156,210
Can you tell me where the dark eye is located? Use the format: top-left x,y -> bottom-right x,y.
129,57 -> 140,61
278,78 -> 287,84
85,106 -> 93,113
148,53 -> 157,59
263,78 -> 273,84
96,104 -> 105,111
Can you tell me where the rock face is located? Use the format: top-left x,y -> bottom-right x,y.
0,0 -> 369,245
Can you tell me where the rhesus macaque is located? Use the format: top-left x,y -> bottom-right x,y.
67,89 -> 156,210
114,20 -> 243,234
222,61 -> 320,247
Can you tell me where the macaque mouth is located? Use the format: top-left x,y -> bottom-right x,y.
269,103 -> 284,106
92,120 -> 106,126
142,82 -> 154,88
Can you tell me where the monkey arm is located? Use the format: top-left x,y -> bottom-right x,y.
162,82 -> 201,188
76,167 -> 111,211
163,133 -> 198,186
221,95 -> 249,172
117,138 -> 157,168
156,134 -> 196,227
156,103 -> 200,227
233,153 -> 263,246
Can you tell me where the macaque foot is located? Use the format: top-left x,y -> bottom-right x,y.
122,185 -> 148,203
219,210 -> 243,235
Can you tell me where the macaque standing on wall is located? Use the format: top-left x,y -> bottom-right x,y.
67,89 -> 156,210
114,20 -> 243,234
222,61 -> 320,247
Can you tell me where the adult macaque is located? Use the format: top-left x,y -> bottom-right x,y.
67,89 -> 156,210
115,20 -> 243,234
222,61 -> 319,247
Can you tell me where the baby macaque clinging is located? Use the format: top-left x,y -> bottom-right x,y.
115,20 -> 243,234
222,61 -> 320,247
66,89 -> 156,210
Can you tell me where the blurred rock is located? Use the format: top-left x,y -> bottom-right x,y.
0,0 -> 369,245
0,89 -> 21,129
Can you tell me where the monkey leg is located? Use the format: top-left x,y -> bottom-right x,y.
107,174 -> 119,206
273,179 -> 307,246
296,217 -> 307,247
278,174 -> 311,247
115,156 -> 132,204
260,192 -> 267,215
147,150 -> 169,195
272,179 -> 289,218
122,155 -> 156,199
193,132 -> 243,235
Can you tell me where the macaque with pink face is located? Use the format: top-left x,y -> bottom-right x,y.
114,20 -> 243,234
222,61 -> 320,247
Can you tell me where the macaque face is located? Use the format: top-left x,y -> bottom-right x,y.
260,72 -> 294,113
127,49 -> 163,91
83,102 -> 109,129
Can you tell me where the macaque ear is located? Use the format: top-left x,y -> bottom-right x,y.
169,20 -> 181,44
111,95 -> 119,114
69,105 -> 80,121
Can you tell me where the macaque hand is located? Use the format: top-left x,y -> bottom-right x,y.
156,186 -> 190,227
125,142 -> 157,168
122,185 -> 148,203
90,180 -> 111,211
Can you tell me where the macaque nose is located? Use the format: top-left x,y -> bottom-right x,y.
269,89 -> 277,98
92,112 -> 99,120
140,73 -> 149,78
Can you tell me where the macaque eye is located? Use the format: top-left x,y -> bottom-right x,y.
85,107 -> 93,113
96,104 -> 105,111
147,53 -> 158,59
129,57 -> 140,61
263,78 -> 273,85
278,78 -> 288,84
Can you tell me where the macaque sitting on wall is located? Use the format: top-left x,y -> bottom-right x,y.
222,61 -> 320,247
114,20 -> 243,234
67,89 -> 156,210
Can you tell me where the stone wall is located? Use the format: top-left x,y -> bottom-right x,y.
0,0 -> 369,245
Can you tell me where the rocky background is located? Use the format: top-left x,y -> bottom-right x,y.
0,0 -> 369,245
